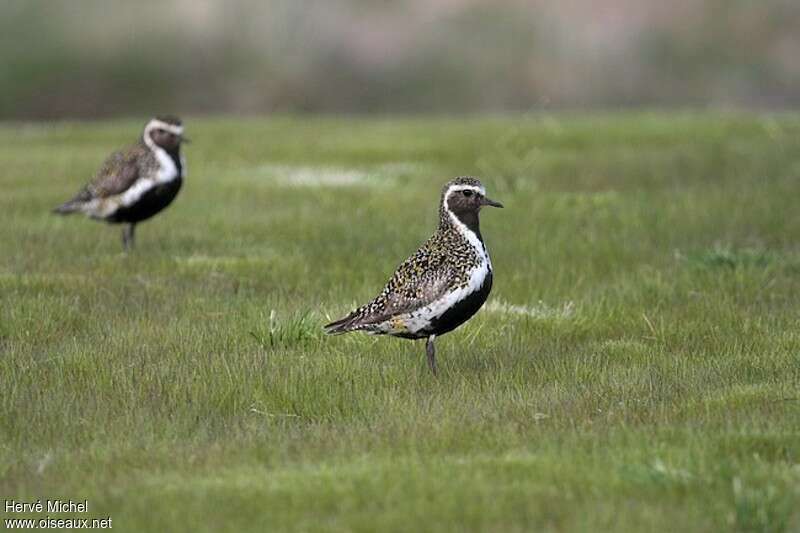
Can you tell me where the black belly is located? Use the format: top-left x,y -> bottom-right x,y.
421,270 -> 493,338
108,178 -> 183,224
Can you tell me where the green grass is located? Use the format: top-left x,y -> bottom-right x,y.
1,113 -> 800,532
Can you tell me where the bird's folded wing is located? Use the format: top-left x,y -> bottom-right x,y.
355,253 -> 453,326
87,149 -> 143,198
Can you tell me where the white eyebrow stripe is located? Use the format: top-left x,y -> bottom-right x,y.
445,184 -> 486,198
146,120 -> 184,135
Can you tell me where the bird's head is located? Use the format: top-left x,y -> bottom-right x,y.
143,115 -> 187,153
439,177 -> 503,232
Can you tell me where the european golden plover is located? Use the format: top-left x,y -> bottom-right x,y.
325,177 -> 503,375
54,115 -> 188,250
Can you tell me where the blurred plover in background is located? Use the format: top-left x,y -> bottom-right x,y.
54,115 -> 187,250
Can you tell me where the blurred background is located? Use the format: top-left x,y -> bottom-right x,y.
2,0 -> 799,119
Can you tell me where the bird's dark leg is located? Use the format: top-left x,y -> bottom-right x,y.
425,335 -> 438,376
122,223 -> 136,251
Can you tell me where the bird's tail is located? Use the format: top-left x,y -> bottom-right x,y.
53,188 -> 92,215
323,312 -> 362,335
52,200 -> 81,215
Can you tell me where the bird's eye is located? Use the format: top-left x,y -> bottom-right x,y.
462,190 -> 473,197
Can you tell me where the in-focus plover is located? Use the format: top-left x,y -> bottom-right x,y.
325,177 -> 503,375
54,116 -> 187,250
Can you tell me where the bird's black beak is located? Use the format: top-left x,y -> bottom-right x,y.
180,136 -> 191,144
480,196 -> 504,208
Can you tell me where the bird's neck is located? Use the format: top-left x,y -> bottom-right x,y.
142,138 -> 183,177
440,206 -> 483,243
163,145 -> 181,160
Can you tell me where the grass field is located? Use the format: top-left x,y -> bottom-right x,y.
1,113 -> 799,532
